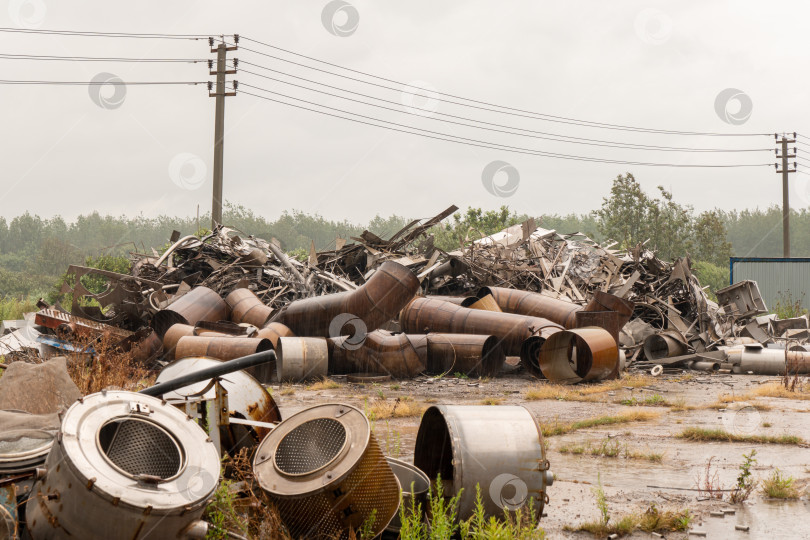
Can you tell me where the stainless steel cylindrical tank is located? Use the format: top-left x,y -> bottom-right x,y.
276,337 -> 329,382
25,390 -> 220,540
413,404 -> 553,522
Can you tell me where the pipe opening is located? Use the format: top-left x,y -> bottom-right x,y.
413,408 -> 454,495
274,418 -> 347,476
98,417 -> 183,480
644,334 -> 670,360
519,336 -> 546,377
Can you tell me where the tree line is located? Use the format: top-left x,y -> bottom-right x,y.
0,174 -> 806,299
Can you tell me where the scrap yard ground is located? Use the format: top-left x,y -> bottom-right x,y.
277,372 -> 810,539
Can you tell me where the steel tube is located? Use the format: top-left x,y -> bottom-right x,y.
175,336 -> 275,383
538,327 -> 618,383
276,337 -> 329,382
277,261 -> 419,338
139,350 -> 276,396
643,331 -> 688,361
153,286 -> 230,338
225,288 -> 274,328
399,297 -> 562,363
479,286 -> 582,328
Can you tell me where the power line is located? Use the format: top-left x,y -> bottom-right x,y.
0,53 -> 206,63
0,79 -> 204,85
240,36 -> 770,138
238,63 -> 770,154
0,27 -> 209,40
238,84 -> 770,168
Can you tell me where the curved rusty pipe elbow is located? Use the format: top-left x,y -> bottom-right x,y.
399,297 -> 562,368
277,261 -> 419,338
477,286 -> 582,328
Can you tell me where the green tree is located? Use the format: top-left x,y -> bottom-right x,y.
693,210 -> 732,267
432,206 -> 528,250
594,173 -> 653,250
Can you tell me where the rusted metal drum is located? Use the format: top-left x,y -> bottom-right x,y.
25,390 -> 220,540
414,405 -> 553,522
479,286 -> 581,327
156,356 -> 281,448
153,286 -> 230,338
537,327 -> 618,383
253,403 -> 400,539
174,336 -> 274,383
276,337 -> 329,382
225,288 -> 274,328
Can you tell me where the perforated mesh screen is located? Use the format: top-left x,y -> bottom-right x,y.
275,418 -> 346,475
99,418 -> 182,479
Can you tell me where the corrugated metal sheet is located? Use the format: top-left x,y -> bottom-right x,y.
730,258 -> 810,310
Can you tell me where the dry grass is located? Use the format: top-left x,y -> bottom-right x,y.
367,397 -> 426,420
559,437 -> 664,462
745,382 -> 810,401
306,377 -> 342,391
676,427 -> 804,445
541,410 -> 660,437
280,387 -> 295,396
480,397 -> 505,405
66,335 -> 154,394
569,505 -> 691,537
706,399 -> 772,411
525,374 -> 655,403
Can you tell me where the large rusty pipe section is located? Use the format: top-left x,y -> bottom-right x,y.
537,327 -> 618,383
225,288 -> 274,327
643,330 -> 688,361
256,322 -> 296,349
424,333 -> 505,377
277,261 -> 419,337
175,336 -> 275,383
478,286 -> 582,328
153,286 -> 230,338
399,297 -> 562,364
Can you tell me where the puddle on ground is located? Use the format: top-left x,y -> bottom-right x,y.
698,499 -> 810,539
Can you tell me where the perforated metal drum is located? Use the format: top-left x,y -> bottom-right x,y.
253,403 -> 400,539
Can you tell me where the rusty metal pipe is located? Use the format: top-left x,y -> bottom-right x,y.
478,286 -> 582,328
225,288 -> 274,328
538,327 -> 618,383
153,286 -> 230,338
277,261 -> 419,338
400,297 -> 562,364
643,331 -> 688,361
256,322 -> 295,349
175,336 -> 274,383
276,337 -> 329,382
424,333 -> 505,377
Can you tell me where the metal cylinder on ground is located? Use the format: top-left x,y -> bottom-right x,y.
575,310 -> 621,379
25,390 -> 220,540
225,288 -> 274,328
153,286 -> 230,338
687,360 -> 720,372
175,336 -> 274,383
384,457 -> 429,535
400,297 -> 562,365
276,337 -> 329,382
537,327 -> 618,383
413,404 -> 552,522
479,286 -> 582,328
643,330 -> 688,361
424,333 -> 505,377
253,403 -> 400,539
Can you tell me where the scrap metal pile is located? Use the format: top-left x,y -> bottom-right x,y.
3,206 -> 810,538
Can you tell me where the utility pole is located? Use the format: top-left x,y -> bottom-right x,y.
209,35 -> 238,229
775,133 -> 797,257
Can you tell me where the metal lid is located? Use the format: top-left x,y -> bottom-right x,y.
0,429 -> 54,461
253,403 -> 370,497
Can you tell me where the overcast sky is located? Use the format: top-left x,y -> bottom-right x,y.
1,1 -> 808,226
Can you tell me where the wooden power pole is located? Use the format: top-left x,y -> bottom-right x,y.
209,36 -> 238,229
776,133 -> 797,257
